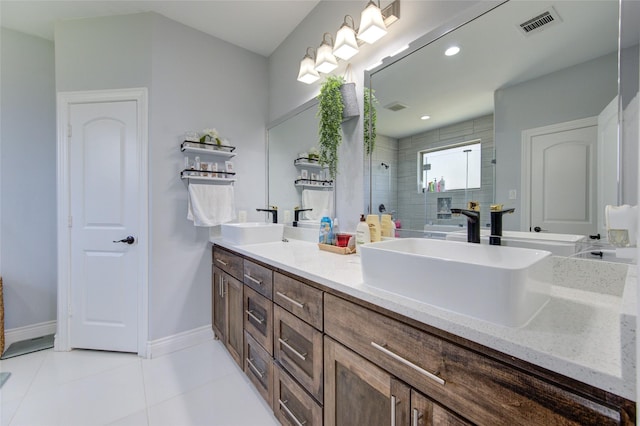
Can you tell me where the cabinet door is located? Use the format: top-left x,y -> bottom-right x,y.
411,388 -> 473,426
212,268 -> 226,341
225,272 -> 244,368
325,336 -> 398,426
244,285 -> 273,355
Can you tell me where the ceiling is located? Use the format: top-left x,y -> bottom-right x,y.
0,0 -> 321,57
371,0 -> 621,139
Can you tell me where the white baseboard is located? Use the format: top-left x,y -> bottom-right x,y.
145,325 -> 214,359
4,320 -> 57,348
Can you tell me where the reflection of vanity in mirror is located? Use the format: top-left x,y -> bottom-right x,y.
366,0 -> 631,248
267,100 -> 336,227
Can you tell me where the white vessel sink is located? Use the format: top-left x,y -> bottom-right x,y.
445,230 -> 586,256
221,222 -> 284,245
359,238 -> 552,327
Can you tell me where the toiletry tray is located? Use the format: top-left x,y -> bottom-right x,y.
318,243 -> 355,255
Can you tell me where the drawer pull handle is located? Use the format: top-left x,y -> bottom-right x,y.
276,291 -> 305,309
278,338 -> 307,361
278,399 -> 306,426
219,276 -> 225,298
244,273 -> 263,286
371,341 -> 445,386
215,258 -> 228,266
247,357 -> 264,379
246,310 -> 265,325
412,408 -> 423,426
391,395 -> 397,426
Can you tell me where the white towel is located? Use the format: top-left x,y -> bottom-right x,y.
605,204 -> 638,246
188,184 -> 236,227
302,189 -> 334,220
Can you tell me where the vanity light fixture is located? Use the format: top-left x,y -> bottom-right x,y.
445,46 -> 461,56
357,0 -> 388,44
333,15 -> 359,60
315,33 -> 339,73
297,47 -> 320,84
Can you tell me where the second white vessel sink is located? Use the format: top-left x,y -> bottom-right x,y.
359,238 -> 553,327
221,222 -> 284,245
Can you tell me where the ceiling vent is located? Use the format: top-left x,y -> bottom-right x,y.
518,7 -> 562,36
384,101 -> 409,112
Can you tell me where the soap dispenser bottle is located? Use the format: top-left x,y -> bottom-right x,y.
355,214 -> 371,253
319,210 -> 333,245
366,214 -> 382,242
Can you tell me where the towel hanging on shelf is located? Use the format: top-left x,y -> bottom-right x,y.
187,184 -> 236,227
302,189 -> 334,221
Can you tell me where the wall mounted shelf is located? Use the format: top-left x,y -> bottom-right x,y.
181,141 -> 236,158
294,178 -> 333,188
294,157 -> 326,169
181,169 -> 236,183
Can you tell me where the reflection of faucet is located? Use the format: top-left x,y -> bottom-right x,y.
256,206 -> 278,223
490,205 -> 515,246
451,207 -> 481,244
293,208 -> 312,227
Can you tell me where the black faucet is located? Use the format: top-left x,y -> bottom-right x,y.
256,207 -> 278,224
293,208 -> 312,227
451,208 -> 481,243
489,206 -> 515,246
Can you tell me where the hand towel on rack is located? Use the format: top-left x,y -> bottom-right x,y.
301,189 -> 334,220
188,184 -> 236,227
605,204 -> 638,246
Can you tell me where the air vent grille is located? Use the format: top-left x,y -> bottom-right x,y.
384,101 -> 409,112
518,7 -> 561,36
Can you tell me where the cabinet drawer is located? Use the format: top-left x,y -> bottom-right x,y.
244,331 -> 273,406
244,285 -> 273,355
273,364 -> 323,426
243,260 -> 273,299
324,293 -> 621,426
274,305 -> 323,403
212,246 -> 243,280
274,272 -> 323,330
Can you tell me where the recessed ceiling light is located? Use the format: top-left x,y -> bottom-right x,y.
445,46 -> 460,56
420,115 -> 431,120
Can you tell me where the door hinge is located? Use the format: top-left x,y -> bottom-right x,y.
67,123 -> 72,138
68,216 -> 73,228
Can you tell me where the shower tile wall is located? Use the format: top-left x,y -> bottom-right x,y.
396,114 -> 495,231
371,134 -> 398,216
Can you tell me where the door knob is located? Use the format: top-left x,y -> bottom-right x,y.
533,226 -> 548,233
113,236 -> 135,245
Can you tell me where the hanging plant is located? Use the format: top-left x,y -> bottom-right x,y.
364,87 -> 378,155
317,75 -> 345,179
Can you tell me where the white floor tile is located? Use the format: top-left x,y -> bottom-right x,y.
0,349 -> 48,402
10,361 -> 146,426
0,339 -> 276,426
28,349 -> 140,395
147,372 -> 278,426
141,340 -> 237,406
105,409 -> 149,426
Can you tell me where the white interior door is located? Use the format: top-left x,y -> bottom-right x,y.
597,96 -> 619,237
526,120 -> 597,235
68,100 -> 139,352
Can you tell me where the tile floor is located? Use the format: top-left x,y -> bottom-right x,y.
0,339 -> 279,426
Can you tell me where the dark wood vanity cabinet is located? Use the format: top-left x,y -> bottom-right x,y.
211,247 -> 244,368
211,245 -> 635,426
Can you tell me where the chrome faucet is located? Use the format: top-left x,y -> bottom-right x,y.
489,205 -> 515,246
451,205 -> 481,244
256,206 -> 278,223
293,208 -> 312,227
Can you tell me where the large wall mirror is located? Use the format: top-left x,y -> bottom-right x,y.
267,99 -> 337,225
366,0 -> 623,237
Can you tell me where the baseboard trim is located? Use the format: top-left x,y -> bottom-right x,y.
146,325 -> 214,359
4,320 -> 57,349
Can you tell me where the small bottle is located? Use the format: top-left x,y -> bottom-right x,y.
319,210 -> 333,245
332,218 -> 340,245
355,214 -> 371,253
439,176 -> 445,192
366,214 -> 382,242
381,214 -> 393,238
194,156 -> 201,170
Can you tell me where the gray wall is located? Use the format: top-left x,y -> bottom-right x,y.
0,29 -> 57,329
494,52 -> 618,230
268,1 -> 482,232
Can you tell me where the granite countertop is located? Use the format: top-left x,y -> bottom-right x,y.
211,237 -> 636,401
